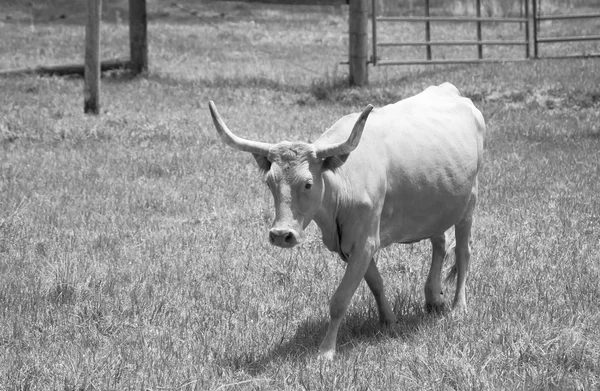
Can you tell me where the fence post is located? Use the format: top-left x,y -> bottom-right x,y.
532,0 -> 538,58
129,0 -> 148,74
84,0 -> 101,114
371,0 -> 377,65
349,0 -> 368,86
476,0 -> 482,59
425,0 -> 431,60
524,0 -> 530,58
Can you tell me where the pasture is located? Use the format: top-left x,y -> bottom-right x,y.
1,0 -> 599,389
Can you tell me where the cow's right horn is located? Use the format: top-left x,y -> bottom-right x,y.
208,101 -> 273,156
316,104 -> 373,159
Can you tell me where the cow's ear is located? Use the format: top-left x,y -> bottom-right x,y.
322,154 -> 349,171
253,154 -> 271,173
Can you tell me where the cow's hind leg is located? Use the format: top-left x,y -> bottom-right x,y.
452,216 -> 472,311
364,258 -> 395,325
425,234 -> 446,313
452,183 -> 477,312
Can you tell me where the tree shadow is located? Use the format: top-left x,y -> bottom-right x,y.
2,0 -> 336,27
218,304 -> 436,376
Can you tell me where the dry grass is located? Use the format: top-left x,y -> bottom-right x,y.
1,1 -> 600,390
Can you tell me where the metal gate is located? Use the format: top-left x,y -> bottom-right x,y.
371,0 -> 600,66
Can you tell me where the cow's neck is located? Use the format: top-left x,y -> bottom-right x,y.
312,171 -> 347,255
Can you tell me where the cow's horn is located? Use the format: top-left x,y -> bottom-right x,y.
208,101 -> 273,156
316,104 -> 373,159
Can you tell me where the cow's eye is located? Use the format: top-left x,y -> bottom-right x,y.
304,181 -> 313,190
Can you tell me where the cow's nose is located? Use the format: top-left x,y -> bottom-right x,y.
269,228 -> 297,248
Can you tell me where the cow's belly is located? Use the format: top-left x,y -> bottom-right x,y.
378,177 -> 476,248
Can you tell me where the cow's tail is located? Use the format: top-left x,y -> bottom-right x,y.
444,240 -> 457,282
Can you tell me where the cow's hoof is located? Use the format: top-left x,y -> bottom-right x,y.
451,301 -> 468,314
318,349 -> 335,361
380,315 -> 396,327
425,301 -> 447,314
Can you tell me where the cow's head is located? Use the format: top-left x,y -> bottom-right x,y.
208,102 -> 373,248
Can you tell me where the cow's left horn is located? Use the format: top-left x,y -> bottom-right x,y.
208,101 -> 273,156
316,104 -> 373,159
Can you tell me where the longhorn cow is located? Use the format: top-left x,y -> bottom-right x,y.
208,82 -> 485,359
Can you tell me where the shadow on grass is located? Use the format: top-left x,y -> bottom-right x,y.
220,304 -> 435,375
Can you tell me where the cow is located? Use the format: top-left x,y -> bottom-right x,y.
208,82 -> 485,359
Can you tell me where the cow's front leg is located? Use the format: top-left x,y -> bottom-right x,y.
319,241 -> 377,360
364,258 -> 395,325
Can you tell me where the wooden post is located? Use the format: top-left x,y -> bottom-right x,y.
84,0 -> 101,115
349,0 -> 368,86
129,0 -> 148,74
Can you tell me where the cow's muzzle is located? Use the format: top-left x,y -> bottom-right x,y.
269,227 -> 300,248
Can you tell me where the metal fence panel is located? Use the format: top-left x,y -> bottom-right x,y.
372,0 -> 600,66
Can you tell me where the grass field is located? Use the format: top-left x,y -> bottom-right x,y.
1,1 -> 600,390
